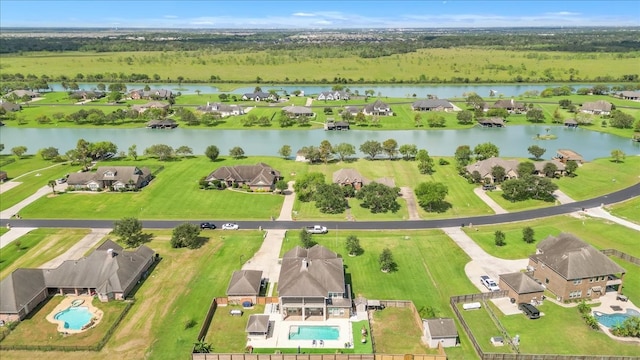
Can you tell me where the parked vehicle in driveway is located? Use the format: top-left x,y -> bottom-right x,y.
519,303 -> 540,319
480,275 -> 500,291
200,222 -> 216,229
221,223 -> 239,230
304,225 -> 328,234
56,177 -> 67,184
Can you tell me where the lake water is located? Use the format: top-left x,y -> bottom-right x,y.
46,83 -> 602,98
2,126 -> 638,160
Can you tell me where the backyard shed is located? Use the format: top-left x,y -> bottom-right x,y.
245,314 -> 271,339
423,318 -> 459,348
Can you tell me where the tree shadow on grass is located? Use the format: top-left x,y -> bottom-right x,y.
423,201 -> 452,214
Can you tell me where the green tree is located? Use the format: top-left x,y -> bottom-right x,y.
523,227 -> 535,244
318,140 -> 334,164
175,146 -> 193,157
294,172 -> 326,202
334,143 -> 356,162
108,91 -> 122,103
565,160 -> 578,176
382,138 -> 398,159
552,107 -> 564,124
346,235 -> 363,256
113,217 -> 148,248
314,183 -> 348,214
359,140 -> 383,160
144,144 -> 174,161
494,230 -> 506,246
609,110 -> 635,129
414,113 -> 423,127
517,161 -> 535,176
426,114 -> 446,127
611,316 -> 640,337
526,108 -> 545,123
278,145 -> 292,159
415,181 -> 448,212
456,110 -> 474,124
416,149 -> 435,175
39,147 -> 59,160
193,341 -> 213,354
275,179 -> 288,194
527,145 -> 546,160
170,223 -> 202,249
465,93 -> 485,110
48,179 -> 57,195
398,144 -> 418,160
454,145 -> 473,167
491,165 -> 506,183
229,146 -> 245,159
611,149 -> 626,163
486,108 -> 509,119
205,145 -> 220,161
473,142 -> 499,160
379,248 -> 396,272
76,139 -> 92,170
11,145 -> 27,159
299,229 -> 315,249
543,162 -> 558,177
356,182 -> 400,213
128,144 -> 138,160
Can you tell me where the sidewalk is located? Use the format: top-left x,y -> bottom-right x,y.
553,189 -> 576,204
277,181 -> 295,221
473,187 -> 508,214
39,228 -> 111,268
0,226 -> 38,248
583,206 -> 640,232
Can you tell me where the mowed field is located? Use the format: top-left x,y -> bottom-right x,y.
2,48 -> 639,83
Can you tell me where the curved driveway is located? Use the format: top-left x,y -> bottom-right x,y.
2,183 -> 638,230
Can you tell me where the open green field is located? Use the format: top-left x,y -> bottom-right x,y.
609,197 -> 640,225
555,156 -> 640,200
371,307 -> 434,354
0,228 -> 91,279
2,48 -> 639,83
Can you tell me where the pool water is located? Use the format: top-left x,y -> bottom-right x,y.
594,309 -> 640,328
289,325 -> 340,340
54,306 -> 93,330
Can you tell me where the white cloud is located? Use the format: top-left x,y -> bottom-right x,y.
545,11 -> 580,16
292,12 -> 316,17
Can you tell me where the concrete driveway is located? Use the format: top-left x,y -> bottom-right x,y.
241,229 -> 287,296
400,186 -> 420,220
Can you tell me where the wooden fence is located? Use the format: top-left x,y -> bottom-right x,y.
601,249 -> 640,266
192,354 -> 449,360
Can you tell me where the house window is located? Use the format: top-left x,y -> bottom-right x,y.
573,279 -> 582,285
545,278 -> 549,284
569,291 -> 582,299
589,278 -> 594,283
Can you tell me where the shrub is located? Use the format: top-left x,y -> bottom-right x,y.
184,318 -> 197,329
438,158 -> 449,165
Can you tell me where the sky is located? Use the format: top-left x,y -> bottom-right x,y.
1,1 -> 639,28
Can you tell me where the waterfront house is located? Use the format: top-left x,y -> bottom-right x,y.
580,100 -> 612,115
412,99 -> 454,112
555,149 -> 584,164
197,102 -> 244,117
333,168 -> 369,189
492,99 -> 526,113
205,163 -> 281,191
317,91 -> 350,101
242,92 -> 275,102
363,100 -> 393,116
465,158 -> 520,184
129,89 -> 173,100
67,166 -> 153,191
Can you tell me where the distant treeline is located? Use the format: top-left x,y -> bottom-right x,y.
1,28 -> 639,55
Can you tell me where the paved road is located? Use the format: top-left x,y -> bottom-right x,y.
2,183 -> 638,230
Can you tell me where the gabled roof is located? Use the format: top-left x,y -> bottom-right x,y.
412,99 -> 453,109
0,101 -> 21,112
197,102 -> 243,113
0,269 -> 46,314
205,163 -> 280,186
492,99 -> 525,109
226,270 -> 262,296
68,166 -> 151,187
243,91 -> 272,99
556,149 -> 584,161
581,100 -> 612,112
499,272 -> 544,294
245,314 -> 270,333
333,168 -> 369,184
282,105 -> 313,115
363,99 -> 390,113
533,160 -> 566,172
278,245 -> 345,297
532,233 -> 625,280
465,158 -> 519,178
423,318 -> 458,338
478,117 -> 505,126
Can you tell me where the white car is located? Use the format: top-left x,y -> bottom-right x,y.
480,275 -> 500,292
221,223 -> 239,230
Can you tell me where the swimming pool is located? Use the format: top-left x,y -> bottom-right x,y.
289,325 -> 340,340
593,309 -> 640,328
54,306 -> 93,330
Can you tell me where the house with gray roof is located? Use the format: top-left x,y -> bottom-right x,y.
3,90 -> 40,99
278,245 -> 351,321
131,101 -> 170,113
477,117 -> 505,127
0,170 -> 7,181
412,99 -> 454,112
363,100 -> 392,116
580,100 -> 612,115
528,233 -> 625,301
197,102 -> 244,117
226,270 -> 263,305
0,240 -> 155,322
532,160 -> 566,177
0,100 -> 21,112
205,163 -> 281,191
492,99 -> 526,113
129,89 -> 173,100
282,105 -> 314,118
499,272 -> 545,304
423,318 -> 459,348
333,168 -> 369,189
465,158 -> 520,184
245,314 -> 271,339
555,149 -> 584,164
317,91 -> 349,101
619,91 -> 640,101
242,91 -> 276,102
67,166 -> 152,191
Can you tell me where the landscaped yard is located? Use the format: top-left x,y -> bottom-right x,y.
371,306 -> 436,354
555,156 -> 640,200
205,304 -> 265,352
609,197 -> 640,225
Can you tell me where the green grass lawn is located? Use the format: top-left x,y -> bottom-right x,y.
0,155 -> 63,178
484,189 -> 554,212
456,303 -> 514,354
609,197 -> 640,225
0,228 -> 91,280
371,307 -> 435,354
555,156 -> 640,200
205,304 -> 265,352
462,214 -> 640,260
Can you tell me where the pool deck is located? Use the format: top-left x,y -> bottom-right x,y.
45,295 -> 104,334
247,307 -> 355,350
591,292 -> 640,344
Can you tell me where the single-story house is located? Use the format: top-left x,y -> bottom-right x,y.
129,89 -> 173,100
70,90 -> 105,100
465,158 -> 520,184
317,91 -> 349,101
533,160 -> 566,177
242,92 -> 275,102
205,163 -> 281,191
226,270 -> 263,305
245,314 -> 271,339
333,168 -> 369,189
3,90 -> 40,99
528,233 -> 625,301
343,106 -> 361,117
146,119 -> 178,129
0,170 -> 7,181
282,105 -> 314,117
412,99 -> 454,112
580,100 -> 612,115
499,272 -> 545,304
423,318 -> 459,348
555,149 -> 584,164
492,99 -> 526,113
197,102 -> 244,117
363,100 -> 393,116
278,245 -> 351,321
131,101 -> 170,113
477,117 -> 505,127
0,101 -> 21,112
67,166 -> 152,191
619,91 -> 640,101
0,240 -> 155,322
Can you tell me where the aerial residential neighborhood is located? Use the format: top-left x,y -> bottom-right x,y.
0,1 -> 639,360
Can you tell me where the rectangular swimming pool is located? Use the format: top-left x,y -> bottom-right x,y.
289,325 -> 340,340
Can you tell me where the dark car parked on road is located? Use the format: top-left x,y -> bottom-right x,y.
200,222 -> 216,229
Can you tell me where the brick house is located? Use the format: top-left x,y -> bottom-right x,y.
205,163 -> 281,191
499,272 -> 545,304
528,233 -> 625,302
226,270 -> 263,305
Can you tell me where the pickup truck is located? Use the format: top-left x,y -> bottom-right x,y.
304,225 -> 328,234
